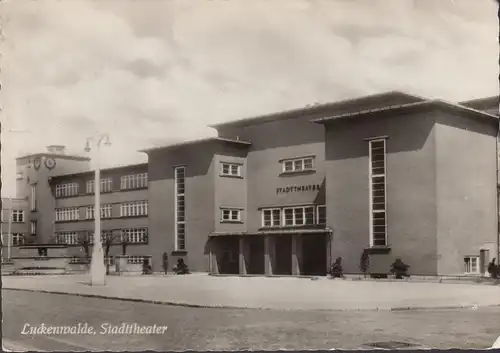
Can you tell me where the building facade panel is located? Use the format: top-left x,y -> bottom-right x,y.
324,112 -> 439,275
147,142 -> 217,272
434,112 -> 498,275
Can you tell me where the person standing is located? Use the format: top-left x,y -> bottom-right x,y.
162,252 -> 169,275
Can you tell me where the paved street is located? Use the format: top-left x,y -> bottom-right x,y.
3,290 -> 499,351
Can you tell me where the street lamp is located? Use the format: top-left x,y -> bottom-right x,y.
85,133 -> 111,286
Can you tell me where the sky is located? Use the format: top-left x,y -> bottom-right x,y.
1,0 -> 498,197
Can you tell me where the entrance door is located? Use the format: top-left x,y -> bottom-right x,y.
301,234 -> 327,276
480,249 -> 489,276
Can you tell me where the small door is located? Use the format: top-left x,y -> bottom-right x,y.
479,249 -> 489,275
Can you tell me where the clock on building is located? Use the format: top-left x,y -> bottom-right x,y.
45,157 -> 56,170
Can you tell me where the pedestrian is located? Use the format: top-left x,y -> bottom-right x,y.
162,252 -> 169,275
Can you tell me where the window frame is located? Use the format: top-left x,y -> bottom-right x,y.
55,183 -> 79,198
120,173 -> 148,190
30,220 -> 37,235
55,208 -> 80,222
316,205 -> 326,225
174,166 -> 186,251
369,138 -> 388,247
220,208 -> 242,222
281,156 -> 315,173
464,256 -> 480,274
31,184 -> 37,211
119,201 -> 148,217
12,233 -> 25,246
121,228 -> 148,244
11,210 -> 25,223
220,162 -> 242,177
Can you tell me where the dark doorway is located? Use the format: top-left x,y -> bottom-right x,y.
301,234 -> 327,276
248,236 -> 265,274
274,235 -> 292,275
217,236 -> 239,274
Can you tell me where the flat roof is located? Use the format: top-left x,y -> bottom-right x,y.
50,162 -> 148,179
209,91 -> 427,129
459,96 -> 499,109
312,99 -> 499,125
139,136 -> 251,153
16,152 -> 90,162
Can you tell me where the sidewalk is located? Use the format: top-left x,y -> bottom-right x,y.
3,274 -> 500,311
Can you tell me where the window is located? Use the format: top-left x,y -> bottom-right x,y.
283,206 -> 315,226
12,233 -> 24,246
120,201 -> 148,217
464,256 -> 480,274
86,204 -> 113,219
30,221 -> 37,235
220,163 -> 242,177
55,208 -> 80,222
128,256 -> 150,264
86,178 -> 112,194
262,208 -> 282,227
121,228 -> 148,244
221,208 -> 241,222
317,205 -> 326,225
369,138 -> 387,247
55,183 -> 79,197
174,166 -> 186,250
88,230 -> 113,244
55,232 -> 78,245
31,184 -> 37,211
281,156 -> 315,173
120,173 -> 148,190
12,210 -> 25,223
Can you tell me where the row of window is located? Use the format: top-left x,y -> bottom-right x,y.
55,173 -> 148,197
219,156 -> 315,179
175,166 -> 186,251
55,201 -> 148,222
54,228 -> 149,245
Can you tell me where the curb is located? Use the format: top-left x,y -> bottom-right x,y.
4,287 -> 500,312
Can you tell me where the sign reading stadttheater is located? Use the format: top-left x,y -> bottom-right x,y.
276,184 -> 321,194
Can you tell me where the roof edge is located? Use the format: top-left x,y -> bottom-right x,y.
139,136 -> 251,154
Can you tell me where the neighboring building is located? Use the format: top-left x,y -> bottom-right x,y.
1,197 -> 29,260
48,163 -> 149,260
9,92 -> 500,276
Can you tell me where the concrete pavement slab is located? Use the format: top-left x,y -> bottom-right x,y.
3,274 -> 500,311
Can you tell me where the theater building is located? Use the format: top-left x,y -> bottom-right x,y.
144,91 -> 499,276
9,91 -> 499,276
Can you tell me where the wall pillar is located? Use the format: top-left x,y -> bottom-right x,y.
264,235 -> 275,276
210,238 -> 219,275
326,232 -> 332,274
292,234 -> 302,275
239,236 -> 249,275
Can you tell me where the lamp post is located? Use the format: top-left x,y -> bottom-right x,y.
85,133 -> 111,286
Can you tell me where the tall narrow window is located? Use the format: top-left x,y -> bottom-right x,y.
31,184 -> 37,211
174,166 -> 186,250
369,138 -> 387,247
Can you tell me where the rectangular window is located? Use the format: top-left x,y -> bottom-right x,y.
88,230 -> 113,244
220,162 -> 242,177
120,201 -> 148,217
86,204 -> 113,219
55,232 -> 78,245
120,173 -> 148,190
12,210 -> 25,223
55,208 -> 80,222
369,138 -> 387,247
262,208 -> 281,227
30,221 -> 37,235
128,256 -> 150,264
55,183 -> 79,197
281,156 -> 315,173
221,208 -> 241,222
464,256 -> 480,274
31,184 -> 37,211
86,178 -> 113,194
121,228 -> 148,244
282,206 -> 315,226
317,205 -> 326,225
174,166 -> 186,251
12,233 -> 24,246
